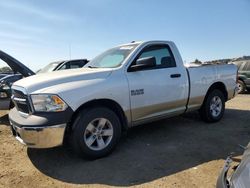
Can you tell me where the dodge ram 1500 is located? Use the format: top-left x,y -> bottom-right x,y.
9,41 -> 238,159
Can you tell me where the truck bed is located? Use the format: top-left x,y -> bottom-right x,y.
185,63 -> 237,111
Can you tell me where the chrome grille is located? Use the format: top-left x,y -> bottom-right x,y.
12,89 -> 30,114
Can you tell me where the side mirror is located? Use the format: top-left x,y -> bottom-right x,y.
129,56 -> 156,72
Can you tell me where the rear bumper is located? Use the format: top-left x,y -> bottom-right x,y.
227,85 -> 238,101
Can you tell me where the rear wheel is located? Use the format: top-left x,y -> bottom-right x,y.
237,80 -> 245,94
199,89 -> 225,122
71,107 -> 121,159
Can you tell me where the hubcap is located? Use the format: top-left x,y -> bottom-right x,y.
84,118 -> 113,151
210,96 -> 222,117
237,83 -> 242,93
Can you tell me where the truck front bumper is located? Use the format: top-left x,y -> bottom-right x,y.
9,107 -> 73,148
10,122 -> 66,148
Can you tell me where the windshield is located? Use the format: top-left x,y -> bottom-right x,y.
37,62 -> 62,73
86,44 -> 139,68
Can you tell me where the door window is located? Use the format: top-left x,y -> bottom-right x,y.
69,61 -> 86,69
244,62 -> 250,71
58,60 -> 87,70
234,61 -> 244,70
131,45 -> 176,70
58,64 -> 67,70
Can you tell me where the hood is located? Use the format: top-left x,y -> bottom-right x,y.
0,50 -> 35,77
13,67 -> 112,93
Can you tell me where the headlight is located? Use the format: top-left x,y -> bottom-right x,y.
31,94 -> 68,112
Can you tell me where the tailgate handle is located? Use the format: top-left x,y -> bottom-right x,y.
170,74 -> 181,78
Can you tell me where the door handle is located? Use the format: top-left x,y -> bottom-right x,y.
170,74 -> 181,78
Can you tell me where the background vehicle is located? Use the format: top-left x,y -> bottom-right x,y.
0,50 -> 35,109
0,73 -> 11,79
0,50 -> 88,110
232,60 -> 250,93
37,59 -> 88,73
0,74 -> 23,109
217,143 -> 250,188
9,41 -> 238,159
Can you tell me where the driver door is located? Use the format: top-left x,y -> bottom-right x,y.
126,44 -> 188,123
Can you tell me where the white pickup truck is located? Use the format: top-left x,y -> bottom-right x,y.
9,41 -> 238,159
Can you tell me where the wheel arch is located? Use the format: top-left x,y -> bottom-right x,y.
238,74 -> 247,81
199,82 -> 227,123
67,99 -> 129,133
203,82 -> 228,104
238,77 -> 246,84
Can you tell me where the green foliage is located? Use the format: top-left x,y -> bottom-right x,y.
193,59 -> 202,64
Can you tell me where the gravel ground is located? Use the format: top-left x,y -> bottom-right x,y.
0,94 -> 250,188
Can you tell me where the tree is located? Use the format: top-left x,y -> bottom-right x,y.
193,59 -> 202,64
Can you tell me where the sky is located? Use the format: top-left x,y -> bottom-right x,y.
0,0 -> 250,71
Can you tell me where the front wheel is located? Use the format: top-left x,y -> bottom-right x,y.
199,89 -> 225,123
71,107 -> 121,159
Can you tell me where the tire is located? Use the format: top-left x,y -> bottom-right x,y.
199,89 -> 225,123
9,100 -> 14,109
71,107 -> 121,159
237,80 -> 246,94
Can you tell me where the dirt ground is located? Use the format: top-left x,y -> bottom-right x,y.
0,94 -> 250,188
